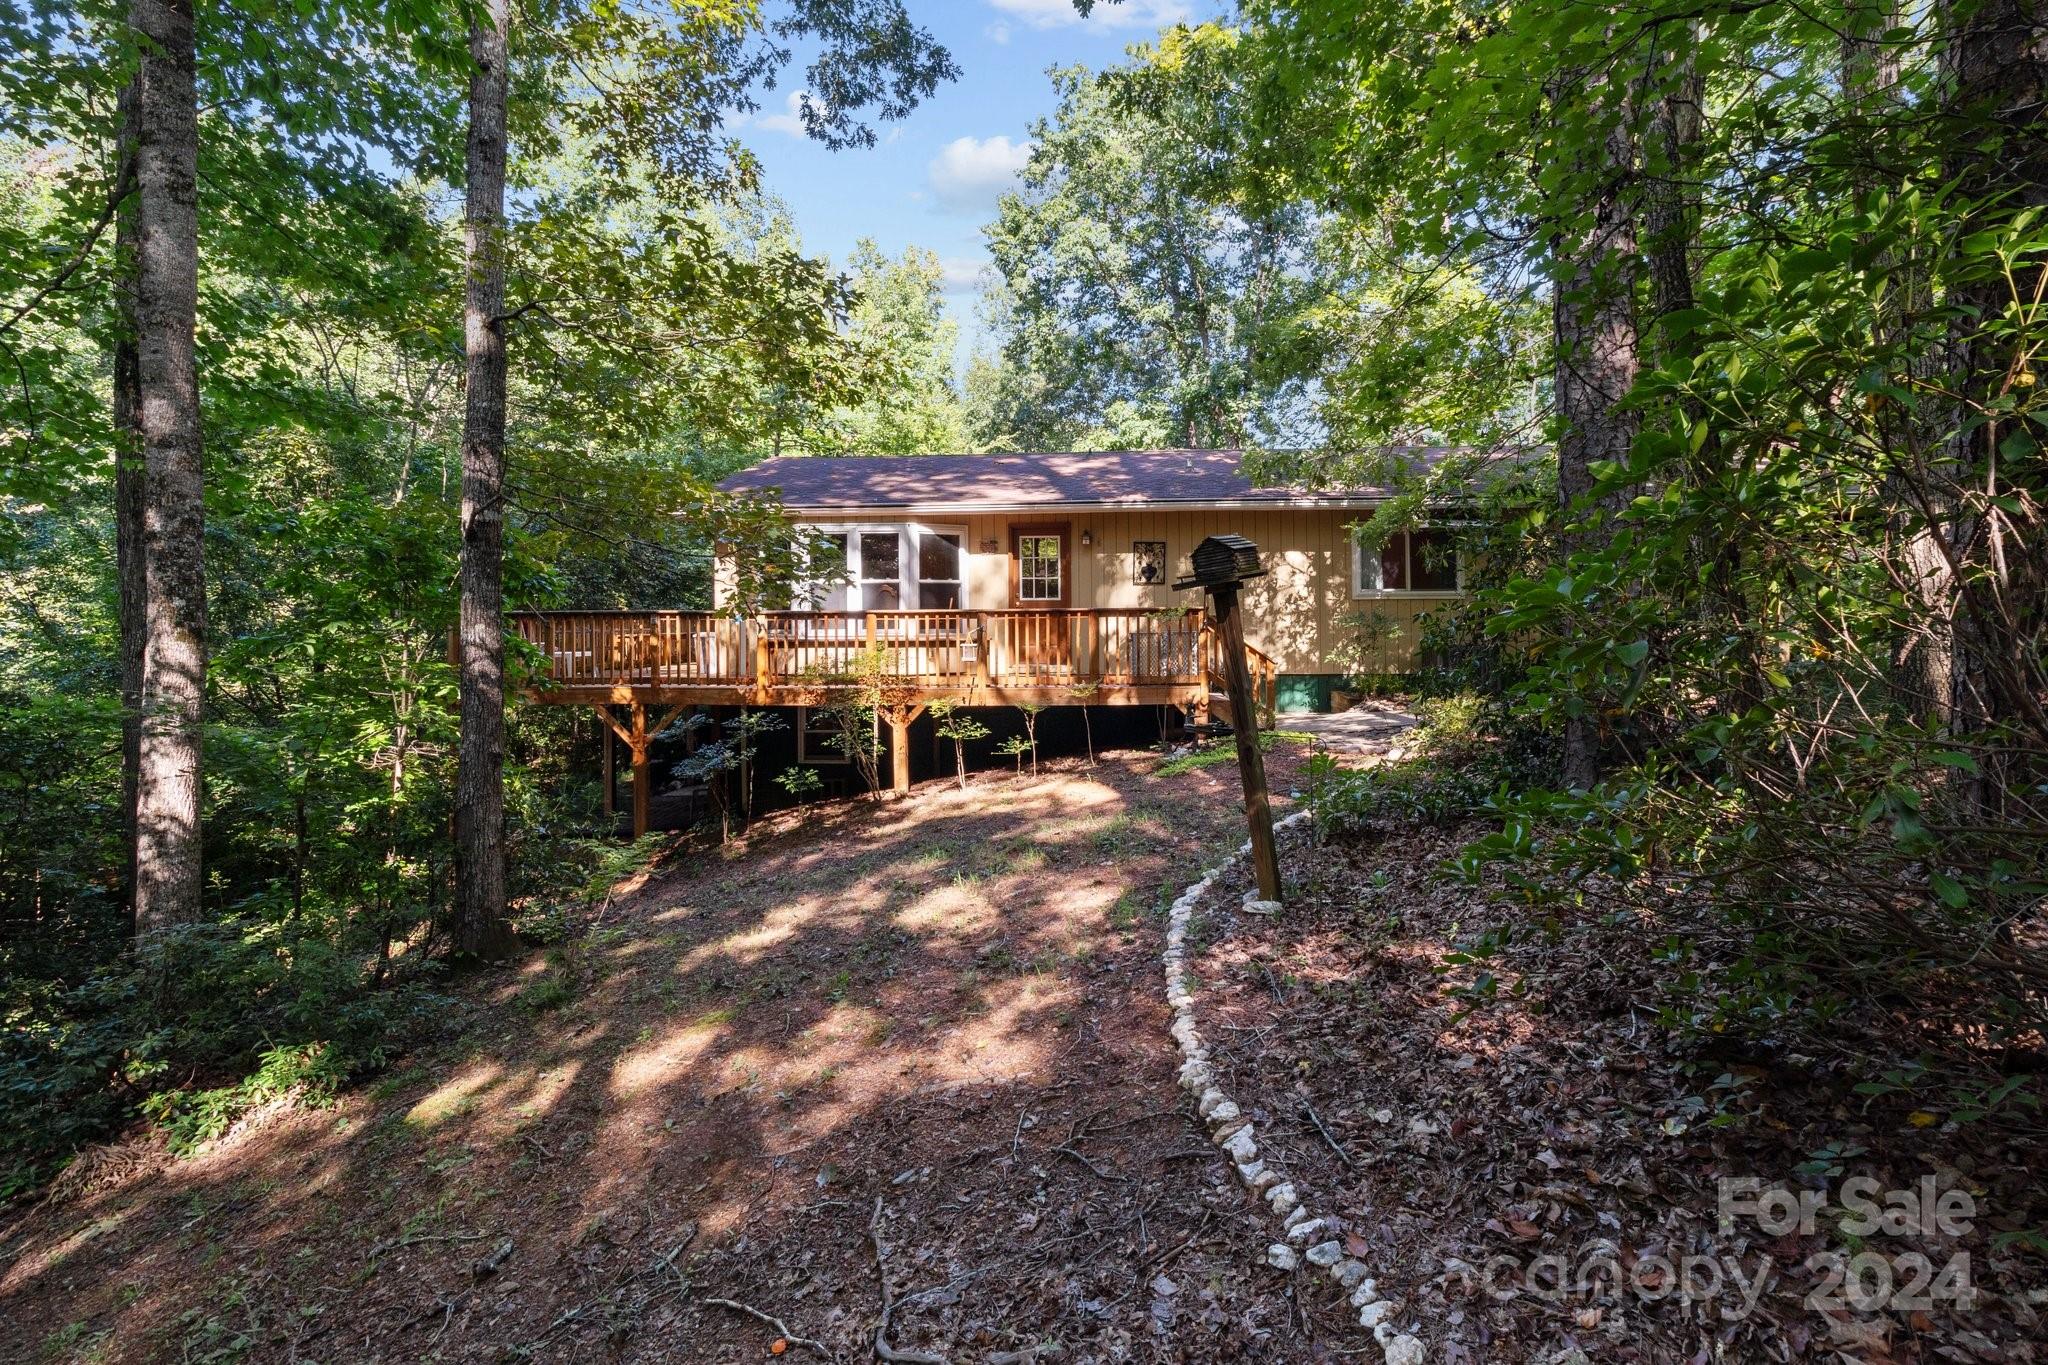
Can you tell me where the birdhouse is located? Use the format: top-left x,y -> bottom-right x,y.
1175,534 -> 1266,591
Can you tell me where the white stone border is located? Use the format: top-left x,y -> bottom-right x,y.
1164,810 -> 1424,1365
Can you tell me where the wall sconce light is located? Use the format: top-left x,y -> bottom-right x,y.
1080,529 -> 1094,547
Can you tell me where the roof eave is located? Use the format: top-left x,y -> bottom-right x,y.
765,495 -> 1396,515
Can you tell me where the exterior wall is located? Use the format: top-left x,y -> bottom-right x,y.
717,507 -> 1459,679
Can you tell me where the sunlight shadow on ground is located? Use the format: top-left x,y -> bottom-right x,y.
0,750 -> 1326,1363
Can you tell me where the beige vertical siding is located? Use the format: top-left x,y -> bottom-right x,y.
717,508 -> 1456,674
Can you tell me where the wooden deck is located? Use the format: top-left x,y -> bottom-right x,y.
505,608 -> 1278,828
508,608 -> 1275,710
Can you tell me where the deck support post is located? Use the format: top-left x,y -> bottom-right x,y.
601,718 -> 614,819
1207,583 -> 1281,903
591,701 -> 690,839
630,702 -> 651,838
881,703 -> 926,796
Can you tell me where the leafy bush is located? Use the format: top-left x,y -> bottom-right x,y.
1307,702 -> 1547,831
2,919 -> 455,1190
1156,729 -> 1314,777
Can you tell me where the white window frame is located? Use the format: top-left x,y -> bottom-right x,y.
798,522 -> 970,612
913,527 -> 967,611
1350,528 -> 1467,599
1015,531 -> 1065,603
796,706 -> 850,764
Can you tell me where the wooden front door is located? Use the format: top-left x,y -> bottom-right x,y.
1009,523 -> 1070,607
1007,522 -> 1072,679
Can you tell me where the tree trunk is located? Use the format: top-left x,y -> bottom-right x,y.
452,0 -> 518,961
1641,35 -> 1700,330
1936,0 -> 2048,812
1549,69 -> 1642,791
113,74 -> 145,932
130,0 -> 206,937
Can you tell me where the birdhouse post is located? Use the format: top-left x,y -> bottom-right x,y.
1176,535 -> 1282,904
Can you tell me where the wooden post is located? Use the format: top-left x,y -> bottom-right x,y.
600,713 -> 614,819
629,701 -> 651,839
1209,583 -> 1281,902
889,712 -> 911,794
881,704 -> 925,796
753,622 -> 772,706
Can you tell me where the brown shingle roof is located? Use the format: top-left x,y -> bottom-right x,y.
717,448 -> 1465,510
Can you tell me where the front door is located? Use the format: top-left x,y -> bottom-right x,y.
1010,523 -> 1069,607
1007,522 -> 1072,680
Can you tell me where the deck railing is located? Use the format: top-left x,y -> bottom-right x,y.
504,608 -> 1223,700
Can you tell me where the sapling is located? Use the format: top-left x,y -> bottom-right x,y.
1015,701 -> 1047,776
996,735 -> 1032,776
1067,682 -> 1100,765
929,700 -> 990,790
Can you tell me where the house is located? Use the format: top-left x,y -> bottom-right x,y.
505,448 -> 1486,832
715,448 -> 1474,709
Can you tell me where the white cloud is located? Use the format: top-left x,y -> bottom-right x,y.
751,90 -> 813,138
927,135 -> 1034,213
985,20 -> 1012,44
986,0 -> 1193,29
938,256 -> 992,293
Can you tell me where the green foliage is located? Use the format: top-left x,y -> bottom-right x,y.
140,1041 -> 350,1156
829,240 -> 968,453
1233,0 -> 2048,1077
970,46 -> 1333,451
1155,729 -> 1313,777
0,0 -> 962,1187
775,764 -> 825,803
675,709 -> 787,837
929,699 -> 991,790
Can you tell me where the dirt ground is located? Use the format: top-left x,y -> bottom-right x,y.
1,744 -> 1369,1365
1187,819 -> 2048,1364
19,724 -> 2036,1365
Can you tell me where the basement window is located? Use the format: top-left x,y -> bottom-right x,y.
797,707 -> 850,764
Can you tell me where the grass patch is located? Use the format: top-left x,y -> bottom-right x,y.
1157,730 -> 1314,777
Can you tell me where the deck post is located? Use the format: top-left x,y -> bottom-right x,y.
1208,583 -> 1281,902
973,615 -> 991,697
601,715 -> 614,819
882,703 -> 925,796
629,701 -> 651,838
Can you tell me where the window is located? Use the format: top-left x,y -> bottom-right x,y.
859,532 -> 901,609
1016,532 -> 1064,602
795,523 -> 969,611
1353,529 -> 1463,596
918,532 -> 963,609
802,532 -> 849,609
797,707 -> 849,763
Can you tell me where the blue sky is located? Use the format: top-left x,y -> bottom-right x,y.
728,0 -> 1225,365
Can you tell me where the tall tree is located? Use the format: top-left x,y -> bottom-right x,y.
973,47 -> 1327,451
1547,59 -> 1641,791
832,240 -> 966,454
1936,0 -> 2047,816
448,0 -> 958,949
451,0 -> 518,960
129,0 -> 206,935
113,73 -> 144,929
